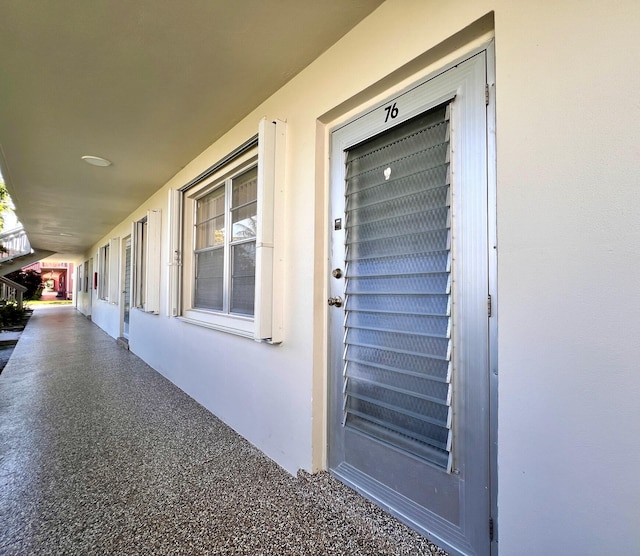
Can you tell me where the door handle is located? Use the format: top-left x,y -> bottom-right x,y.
328,296 -> 343,308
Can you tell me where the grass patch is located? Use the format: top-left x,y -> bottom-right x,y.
27,300 -> 73,306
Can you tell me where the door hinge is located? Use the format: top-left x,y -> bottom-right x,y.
489,517 -> 494,541
487,294 -> 492,317
485,84 -> 490,105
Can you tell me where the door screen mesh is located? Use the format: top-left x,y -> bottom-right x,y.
343,103 -> 453,470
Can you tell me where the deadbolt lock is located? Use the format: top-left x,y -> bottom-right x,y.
331,268 -> 343,279
327,296 -> 343,308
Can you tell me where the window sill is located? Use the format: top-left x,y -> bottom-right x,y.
177,309 -> 254,339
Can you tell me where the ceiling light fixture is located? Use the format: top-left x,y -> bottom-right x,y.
81,155 -> 112,167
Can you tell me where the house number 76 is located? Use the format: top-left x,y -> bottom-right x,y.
384,102 -> 399,123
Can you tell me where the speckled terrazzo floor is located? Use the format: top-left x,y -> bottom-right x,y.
0,306 -> 448,556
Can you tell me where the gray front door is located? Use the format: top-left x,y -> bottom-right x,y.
328,50 -> 494,556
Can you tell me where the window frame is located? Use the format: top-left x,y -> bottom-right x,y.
132,209 -> 162,314
77,264 -> 83,295
192,163 -> 258,316
97,238 -> 121,303
108,237 -> 120,304
182,153 -> 258,336
97,243 -> 109,300
173,118 -> 285,342
133,216 -> 147,309
83,260 -> 89,293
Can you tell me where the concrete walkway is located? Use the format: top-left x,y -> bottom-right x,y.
0,306 -> 446,555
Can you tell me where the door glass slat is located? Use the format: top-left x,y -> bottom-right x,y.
346,344 -> 451,381
343,103 -> 453,470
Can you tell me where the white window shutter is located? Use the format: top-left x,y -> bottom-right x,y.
167,189 -> 183,317
144,209 -> 162,314
108,237 -> 120,304
96,249 -> 102,296
254,117 -> 285,343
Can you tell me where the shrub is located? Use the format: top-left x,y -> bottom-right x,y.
0,301 -> 27,327
6,269 -> 43,300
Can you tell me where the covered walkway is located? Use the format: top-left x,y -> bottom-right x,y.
0,306 -> 444,555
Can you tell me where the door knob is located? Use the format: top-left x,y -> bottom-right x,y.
327,296 -> 343,308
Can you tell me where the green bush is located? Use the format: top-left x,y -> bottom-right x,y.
6,269 -> 43,300
0,301 -> 27,327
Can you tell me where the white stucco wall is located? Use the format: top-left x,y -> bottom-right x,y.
495,3 -> 640,553
84,1 -> 640,553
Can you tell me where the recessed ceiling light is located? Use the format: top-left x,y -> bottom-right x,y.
81,155 -> 112,167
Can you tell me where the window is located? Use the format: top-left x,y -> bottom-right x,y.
98,243 -> 109,300
173,118 -> 285,342
132,210 -> 161,314
97,238 -> 120,303
108,238 -> 120,304
77,264 -> 83,294
83,261 -> 89,292
194,166 -> 257,315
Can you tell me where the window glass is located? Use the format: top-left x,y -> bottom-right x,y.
196,187 -> 225,249
192,165 -> 257,316
99,243 -> 109,300
230,242 -> 256,315
231,167 -> 257,241
195,249 -> 224,310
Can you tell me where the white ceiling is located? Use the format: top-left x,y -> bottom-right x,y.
0,0 -> 384,256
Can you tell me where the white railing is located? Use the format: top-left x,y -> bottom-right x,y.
0,275 -> 27,309
0,226 -> 32,263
